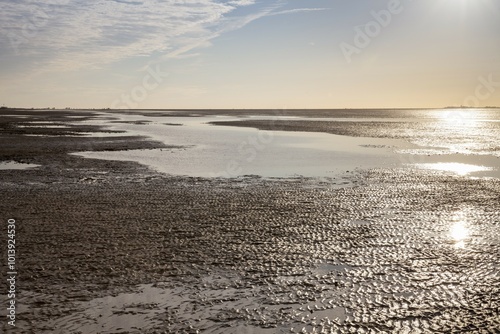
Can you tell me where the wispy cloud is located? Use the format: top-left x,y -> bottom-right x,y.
0,1 -> 327,73
268,8 -> 331,16
0,0 -> 255,70
162,3 -> 280,60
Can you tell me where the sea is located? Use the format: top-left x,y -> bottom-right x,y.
73,108 -> 500,179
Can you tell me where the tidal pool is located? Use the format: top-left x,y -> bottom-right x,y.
74,113 -> 408,178
0,161 -> 40,170
70,110 -> 500,179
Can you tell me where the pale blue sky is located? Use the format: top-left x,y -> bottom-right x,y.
1,0 -> 499,108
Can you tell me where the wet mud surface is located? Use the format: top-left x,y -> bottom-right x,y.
1,109 -> 499,333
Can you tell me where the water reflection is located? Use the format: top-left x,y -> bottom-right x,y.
449,210 -> 471,249
450,222 -> 470,248
0,161 -> 40,170
438,109 -> 479,127
75,113 -> 402,178
419,162 -> 492,176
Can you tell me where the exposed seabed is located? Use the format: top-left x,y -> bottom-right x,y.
0,109 -> 499,333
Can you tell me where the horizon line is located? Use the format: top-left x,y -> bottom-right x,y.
2,106 -> 500,111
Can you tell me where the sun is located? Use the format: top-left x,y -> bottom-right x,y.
433,0 -> 493,19
438,0 -> 492,13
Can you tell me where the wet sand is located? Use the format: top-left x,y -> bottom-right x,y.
1,109 -> 499,333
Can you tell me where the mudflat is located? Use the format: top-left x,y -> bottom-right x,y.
1,109 -> 499,333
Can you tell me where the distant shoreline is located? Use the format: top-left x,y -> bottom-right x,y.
2,106 -> 499,112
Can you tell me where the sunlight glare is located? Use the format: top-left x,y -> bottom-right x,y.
439,0 -> 485,11
448,208 -> 474,249
419,162 -> 491,176
450,221 -> 469,241
439,110 -> 478,127
450,221 -> 470,249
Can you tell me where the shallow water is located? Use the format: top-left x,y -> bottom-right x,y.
17,124 -> 70,128
418,162 -> 493,176
73,113 -> 410,178
71,109 -> 500,179
0,161 -> 40,170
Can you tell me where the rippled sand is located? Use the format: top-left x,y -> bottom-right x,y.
0,109 -> 499,333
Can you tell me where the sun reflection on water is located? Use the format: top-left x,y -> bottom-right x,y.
449,210 -> 472,249
419,162 -> 492,176
438,109 -> 479,127
450,221 -> 470,248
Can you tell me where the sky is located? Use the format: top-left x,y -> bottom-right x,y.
0,0 -> 499,109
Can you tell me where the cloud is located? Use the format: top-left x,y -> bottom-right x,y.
0,1 -> 327,73
0,0 -> 257,71
162,3 -> 279,60
267,7 -> 331,16
226,0 -> 255,5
